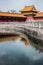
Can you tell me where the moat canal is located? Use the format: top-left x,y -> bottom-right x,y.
0,38 -> 43,65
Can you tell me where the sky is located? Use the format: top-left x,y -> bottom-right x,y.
0,0 -> 43,12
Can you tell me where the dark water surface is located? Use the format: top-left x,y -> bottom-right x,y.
0,39 -> 43,65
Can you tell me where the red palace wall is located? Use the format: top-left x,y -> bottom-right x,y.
26,16 -> 34,20
26,16 -> 43,21
0,17 -> 26,22
34,17 -> 43,20
0,16 -> 43,22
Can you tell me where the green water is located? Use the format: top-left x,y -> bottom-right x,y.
0,39 -> 43,65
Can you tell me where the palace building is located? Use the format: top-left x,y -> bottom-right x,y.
20,5 -> 38,20
34,12 -> 43,20
20,5 -> 43,28
0,12 -> 26,22
0,5 -> 43,22
20,5 -> 43,21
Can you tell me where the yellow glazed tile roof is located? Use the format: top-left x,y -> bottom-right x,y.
0,12 -> 26,18
35,12 -> 43,17
22,12 -> 35,15
20,5 -> 37,12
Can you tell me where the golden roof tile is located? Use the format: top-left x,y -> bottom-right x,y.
0,12 -> 26,18
20,5 -> 37,12
35,12 -> 43,17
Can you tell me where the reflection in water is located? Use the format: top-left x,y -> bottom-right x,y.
0,35 -> 21,42
0,39 -> 43,65
0,35 -> 30,45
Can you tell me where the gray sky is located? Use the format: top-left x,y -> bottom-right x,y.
0,0 -> 43,12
